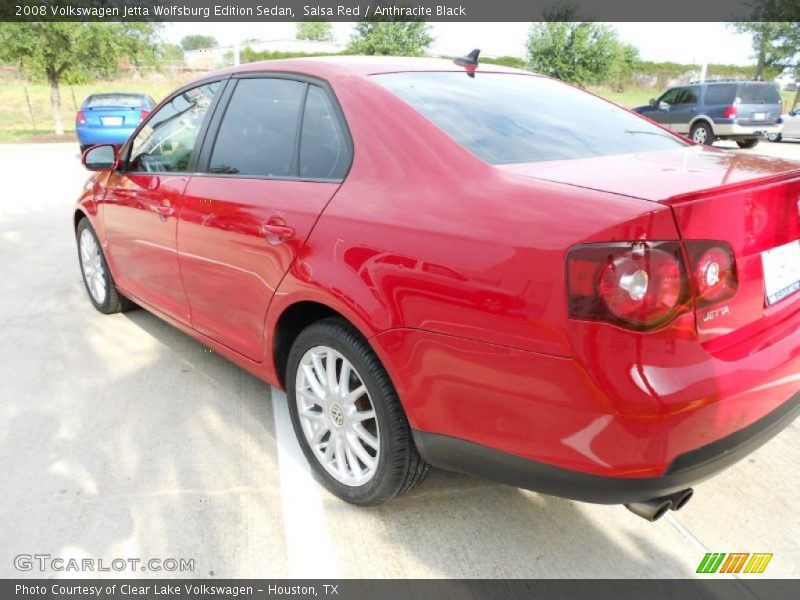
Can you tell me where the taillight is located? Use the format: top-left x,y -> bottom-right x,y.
76,110 -> 86,125
567,242 -> 690,331
139,109 -> 150,123
723,105 -> 737,118
684,241 -> 738,307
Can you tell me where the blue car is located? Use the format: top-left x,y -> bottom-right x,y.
76,93 -> 157,152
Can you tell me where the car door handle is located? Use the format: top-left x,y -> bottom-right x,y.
261,222 -> 295,240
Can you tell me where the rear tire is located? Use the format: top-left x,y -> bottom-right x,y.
286,318 -> 430,506
76,218 -> 132,314
690,122 -> 715,146
736,138 -> 760,149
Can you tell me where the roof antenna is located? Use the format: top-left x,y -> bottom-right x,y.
454,49 -> 480,78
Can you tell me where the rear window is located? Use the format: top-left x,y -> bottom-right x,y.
703,84 -> 736,105
85,94 -> 144,109
736,83 -> 781,104
373,72 -> 686,165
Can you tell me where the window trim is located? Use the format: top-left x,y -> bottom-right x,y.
117,76 -> 232,175
194,72 -> 354,184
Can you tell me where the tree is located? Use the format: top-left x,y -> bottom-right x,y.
0,23 -> 160,135
158,43 -> 185,67
728,0 -> 800,79
180,35 -> 217,51
296,22 -> 334,42
526,11 -> 622,87
729,22 -> 797,79
607,42 -> 640,92
347,22 -> 433,56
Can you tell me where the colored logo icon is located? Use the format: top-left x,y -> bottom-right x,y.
697,553 -> 773,574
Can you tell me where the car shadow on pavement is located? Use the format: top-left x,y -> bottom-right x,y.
0,292 -> 697,579
118,307 -> 699,579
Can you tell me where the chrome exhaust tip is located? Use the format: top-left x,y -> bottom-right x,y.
667,488 -> 694,512
625,488 -> 694,521
625,498 -> 672,522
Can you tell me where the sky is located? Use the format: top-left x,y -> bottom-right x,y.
163,21 -> 756,66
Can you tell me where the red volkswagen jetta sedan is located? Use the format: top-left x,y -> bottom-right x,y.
75,57 -> 800,521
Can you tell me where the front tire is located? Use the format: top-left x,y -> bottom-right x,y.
76,218 -> 131,314
736,138 -> 760,149
690,122 -> 715,146
767,133 -> 782,142
286,318 -> 429,505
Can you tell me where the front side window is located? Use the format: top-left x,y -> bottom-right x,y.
658,88 -> 681,106
209,78 -> 305,177
128,81 -> 222,173
374,72 -> 686,165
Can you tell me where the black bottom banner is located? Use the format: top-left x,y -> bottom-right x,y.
3,579 -> 799,600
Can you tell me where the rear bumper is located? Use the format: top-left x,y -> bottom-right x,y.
413,394 -> 800,504
714,122 -> 782,138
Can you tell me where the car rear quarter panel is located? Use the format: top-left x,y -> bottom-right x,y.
269,73 -> 800,477
269,74 -> 681,359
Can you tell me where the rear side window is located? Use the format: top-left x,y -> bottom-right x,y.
86,94 -> 143,108
209,78 -> 305,177
703,84 -> 737,105
676,87 -> 700,105
299,85 -> 350,179
374,72 -> 686,165
737,83 -> 781,104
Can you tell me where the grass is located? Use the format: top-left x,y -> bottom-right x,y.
1,75 -> 798,142
0,129 -> 77,144
0,75 -> 192,142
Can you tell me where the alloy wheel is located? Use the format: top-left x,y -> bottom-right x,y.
692,128 -> 707,143
79,228 -> 107,305
295,345 -> 380,486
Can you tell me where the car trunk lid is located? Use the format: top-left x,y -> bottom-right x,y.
84,106 -> 142,128
501,146 -> 800,343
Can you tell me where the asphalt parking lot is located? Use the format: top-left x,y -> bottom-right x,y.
0,141 -> 798,580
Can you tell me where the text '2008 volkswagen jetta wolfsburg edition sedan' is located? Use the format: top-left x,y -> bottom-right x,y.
75,55 -> 800,521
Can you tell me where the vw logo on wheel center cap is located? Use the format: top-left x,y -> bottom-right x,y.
330,404 -> 344,427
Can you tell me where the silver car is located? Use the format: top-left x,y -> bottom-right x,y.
769,108 -> 800,142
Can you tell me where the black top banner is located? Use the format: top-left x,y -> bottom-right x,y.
1,0 -> 800,22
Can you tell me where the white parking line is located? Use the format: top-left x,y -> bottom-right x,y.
271,388 -> 340,578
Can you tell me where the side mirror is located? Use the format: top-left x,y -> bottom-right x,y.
649,98 -> 657,107
82,144 -> 118,171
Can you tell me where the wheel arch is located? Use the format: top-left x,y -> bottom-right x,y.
73,208 -> 88,232
688,116 -> 714,133
270,296 -> 396,391
272,301 -> 342,388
